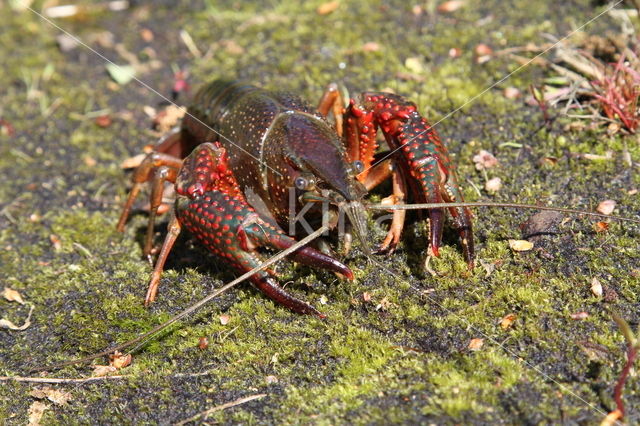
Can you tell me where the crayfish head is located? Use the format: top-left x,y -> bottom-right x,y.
271,114 -> 371,254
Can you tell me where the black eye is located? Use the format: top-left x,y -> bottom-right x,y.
294,177 -> 308,190
352,160 -> 365,174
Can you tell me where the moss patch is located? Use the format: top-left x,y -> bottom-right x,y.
1,0 -> 638,424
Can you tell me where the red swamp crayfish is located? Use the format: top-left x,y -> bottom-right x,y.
116,79 -> 477,317
115,79 -> 637,318
37,79 -> 639,371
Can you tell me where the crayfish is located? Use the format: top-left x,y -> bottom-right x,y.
39,80 -> 638,372
116,80 -> 474,317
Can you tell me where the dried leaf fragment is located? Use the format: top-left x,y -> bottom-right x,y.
503,87 -> 521,99
49,234 -> 62,251
219,314 -> 230,325
500,313 -> 517,330
28,401 -> 48,426
198,337 -> 209,350
376,297 -> 393,311
121,153 -> 146,169
601,409 -> 622,426
593,221 -> 609,233
92,365 -> 117,377
448,47 -> 462,58
570,311 -> 589,320
30,387 -> 72,406
153,104 -> 185,133
475,43 -> 493,56
468,338 -> 484,351
437,1 -> 465,13
317,1 -> 339,15
472,150 -> 498,170
3,287 -> 25,304
94,114 -> 112,128
106,64 -> 136,85
265,375 -> 278,384
596,200 -> 616,215
485,177 -> 502,193
0,303 -> 34,331
109,351 -> 132,369
590,277 -> 603,297
508,239 -> 533,252
362,42 -> 380,52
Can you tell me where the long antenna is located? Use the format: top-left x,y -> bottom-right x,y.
368,202 -> 640,224
31,225 -> 330,372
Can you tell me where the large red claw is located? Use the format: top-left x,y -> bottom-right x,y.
242,223 -> 354,280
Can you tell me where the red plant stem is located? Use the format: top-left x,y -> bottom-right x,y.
613,343 -> 638,417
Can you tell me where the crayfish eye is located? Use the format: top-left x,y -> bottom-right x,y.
294,175 -> 316,190
352,160 -> 365,174
294,177 -> 307,190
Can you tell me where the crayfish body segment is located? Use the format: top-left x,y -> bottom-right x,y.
118,79 -> 474,315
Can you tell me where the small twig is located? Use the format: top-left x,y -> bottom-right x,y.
174,393 -> 267,425
0,375 -> 126,384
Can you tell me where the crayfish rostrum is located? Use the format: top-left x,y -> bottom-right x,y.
117,80 -> 474,316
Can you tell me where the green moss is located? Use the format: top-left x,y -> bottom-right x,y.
1,0 -> 639,424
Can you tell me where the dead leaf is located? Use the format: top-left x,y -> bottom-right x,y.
590,278 -> 603,297
485,177 -> 502,193
521,210 -> 563,239
49,234 -> 62,251
121,153 -> 146,169
153,104 -> 185,133
94,114 -> 112,128
500,313 -> 517,330
448,47 -> 462,58
198,337 -> 209,350
219,314 -> 230,325
601,409 -> 622,426
3,287 -> 25,304
92,365 -> 118,377
468,338 -> 484,351
479,259 -> 495,278
375,297 -> 393,311
362,42 -> 380,52
0,303 -> 34,330
508,239 -> 533,252
503,87 -> 521,99
437,1 -> 465,13
109,351 -> 132,369
317,1 -> 339,15
28,401 -> 48,426
265,375 -> 278,384
475,43 -> 493,56
596,200 -> 616,215
570,311 -> 589,320
140,28 -> 154,42
472,150 -> 499,170
30,387 -> 72,406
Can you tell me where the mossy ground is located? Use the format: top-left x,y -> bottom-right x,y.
1,0 -> 638,424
